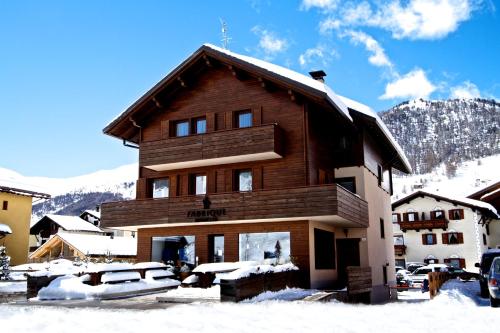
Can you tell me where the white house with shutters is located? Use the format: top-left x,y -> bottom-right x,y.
391,190 -> 499,272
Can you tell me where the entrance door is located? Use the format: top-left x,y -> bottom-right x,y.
208,235 -> 224,263
336,238 -> 360,288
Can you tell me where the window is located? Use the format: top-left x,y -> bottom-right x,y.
239,232 -> 290,264
175,120 -> 189,137
151,236 -> 195,265
448,209 -> 464,220
314,229 -> 335,269
483,233 -> 487,246
2,201 -> 7,210
392,213 -> 400,223
405,211 -> 419,222
445,258 -> 465,269
422,233 -> 436,245
382,266 -> 388,285
443,232 -> 463,245
235,170 -> 252,192
394,235 -> 404,245
380,218 -> 385,239
189,174 -> 206,195
486,224 -> 490,235
194,117 -> 206,134
236,110 -> 252,128
152,178 -> 169,198
377,165 -> 383,186
431,209 -> 445,219
334,177 -> 356,194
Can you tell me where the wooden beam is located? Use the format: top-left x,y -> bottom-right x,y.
152,96 -> 163,108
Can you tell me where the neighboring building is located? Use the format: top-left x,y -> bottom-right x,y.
468,181 -> 500,249
80,208 -> 136,239
100,44 -> 411,302
0,185 -> 50,265
30,214 -> 105,249
392,190 -> 499,271
29,232 -> 136,262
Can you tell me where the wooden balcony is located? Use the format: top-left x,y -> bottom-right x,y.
394,245 -> 406,256
398,218 -> 449,232
101,184 -> 369,229
139,124 -> 283,171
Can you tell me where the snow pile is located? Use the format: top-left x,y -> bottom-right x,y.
0,281 -> 27,294
181,274 -> 199,284
145,269 -> 174,280
0,224 -> 12,234
192,261 -> 258,273
242,288 -> 316,303
133,262 -> 167,269
215,263 -> 298,282
163,285 -> 220,299
100,272 -> 141,284
37,274 -> 180,300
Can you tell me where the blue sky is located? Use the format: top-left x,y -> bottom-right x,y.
1,0 -> 498,177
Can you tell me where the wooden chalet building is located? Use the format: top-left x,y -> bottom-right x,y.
100,44 -> 411,303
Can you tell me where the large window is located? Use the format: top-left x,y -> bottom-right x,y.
189,174 -> 206,195
334,177 -> 356,194
194,117 -> 206,134
422,233 -> 436,245
175,120 -> 189,137
152,178 -> 169,198
314,229 -> 335,269
151,236 -> 195,265
380,218 -> 385,239
235,170 -> 252,192
443,232 -> 463,245
236,110 -> 252,128
239,232 -> 290,264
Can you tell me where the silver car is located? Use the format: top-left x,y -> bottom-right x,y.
488,257 -> 500,307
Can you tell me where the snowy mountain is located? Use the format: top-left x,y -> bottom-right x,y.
0,164 -> 138,219
380,98 -> 499,174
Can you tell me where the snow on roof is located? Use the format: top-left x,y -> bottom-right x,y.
83,210 -> 101,219
57,232 -> 137,256
41,214 -> 103,233
482,187 -> 500,200
394,190 -> 499,218
204,43 -> 352,121
0,223 -> 12,234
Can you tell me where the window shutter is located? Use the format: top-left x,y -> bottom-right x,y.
422,234 -> 427,245
225,169 -> 233,192
136,178 -> 147,199
432,234 -> 437,244
225,111 -> 233,129
459,209 -> 464,219
442,233 -> 449,245
161,120 -> 170,139
444,258 -> 450,264
403,213 -> 409,222
206,113 -> 215,132
318,169 -> 326,185
252,108 -> 262,125
457,233 -> 464,244
459,259 -> 466,269
252,167 -> 263,190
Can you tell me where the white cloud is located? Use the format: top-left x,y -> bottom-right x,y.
320,0 -> 480,40
380,69 -> 437,99
344,30 -> 393,69
301,0 -> 339,11
298,45 -> 338,68
252,26 -> 289,57
450,81 -> 481,99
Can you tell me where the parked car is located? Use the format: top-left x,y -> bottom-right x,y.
395,266 -> 405,273
406,262 -> 426,273
488,257 -> 500,307
396,269 -> 410,291
446,266 -> 478,281
408,264 -> 448,286
475,249 -> 500,298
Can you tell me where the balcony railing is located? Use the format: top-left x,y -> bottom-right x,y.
101,184 -> 369,229
139,124 -> 283,171
398,218 -> 449,232
394,244 -> 406,256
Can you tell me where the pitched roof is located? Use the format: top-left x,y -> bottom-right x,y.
31,214 -> 104,234
467,181 -> 500,200
81,209 -> 101,219
103,43 -> 411,173
30,232 -> 137,258
0,184 -> 50,199
392,190 -> 499,219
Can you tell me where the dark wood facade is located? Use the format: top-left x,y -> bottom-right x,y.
101,45 -> 410,291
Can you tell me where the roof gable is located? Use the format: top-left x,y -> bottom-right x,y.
103,43 -> 410,173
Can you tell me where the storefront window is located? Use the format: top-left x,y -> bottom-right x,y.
239,232 -> 290,264
151,236 -> 195,266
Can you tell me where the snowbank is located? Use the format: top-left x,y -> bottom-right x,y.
215,263 -> 298,282
192,261 -> 258,273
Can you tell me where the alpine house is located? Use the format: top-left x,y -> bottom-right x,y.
100,44 -> 411,303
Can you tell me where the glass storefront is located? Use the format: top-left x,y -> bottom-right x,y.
239,232 -> 290,264
151,236 -> 195,265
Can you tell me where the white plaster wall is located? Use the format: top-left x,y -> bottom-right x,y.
392,196 -> 490,272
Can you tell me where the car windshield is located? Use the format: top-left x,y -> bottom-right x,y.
482,253 -> 500,271
414,268 -> 431,275
493,259 -> 500,274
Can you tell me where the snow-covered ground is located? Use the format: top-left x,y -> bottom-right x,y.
1,280 -> 497,332
393,154 -> 500,200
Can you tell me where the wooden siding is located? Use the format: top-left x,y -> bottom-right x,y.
139,124 -> 283,169
101,184 -> 369,228
136,220 -> 311,286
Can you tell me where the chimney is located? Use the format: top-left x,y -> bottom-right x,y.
95,205 -> 100,212
309,70 -> 327,83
